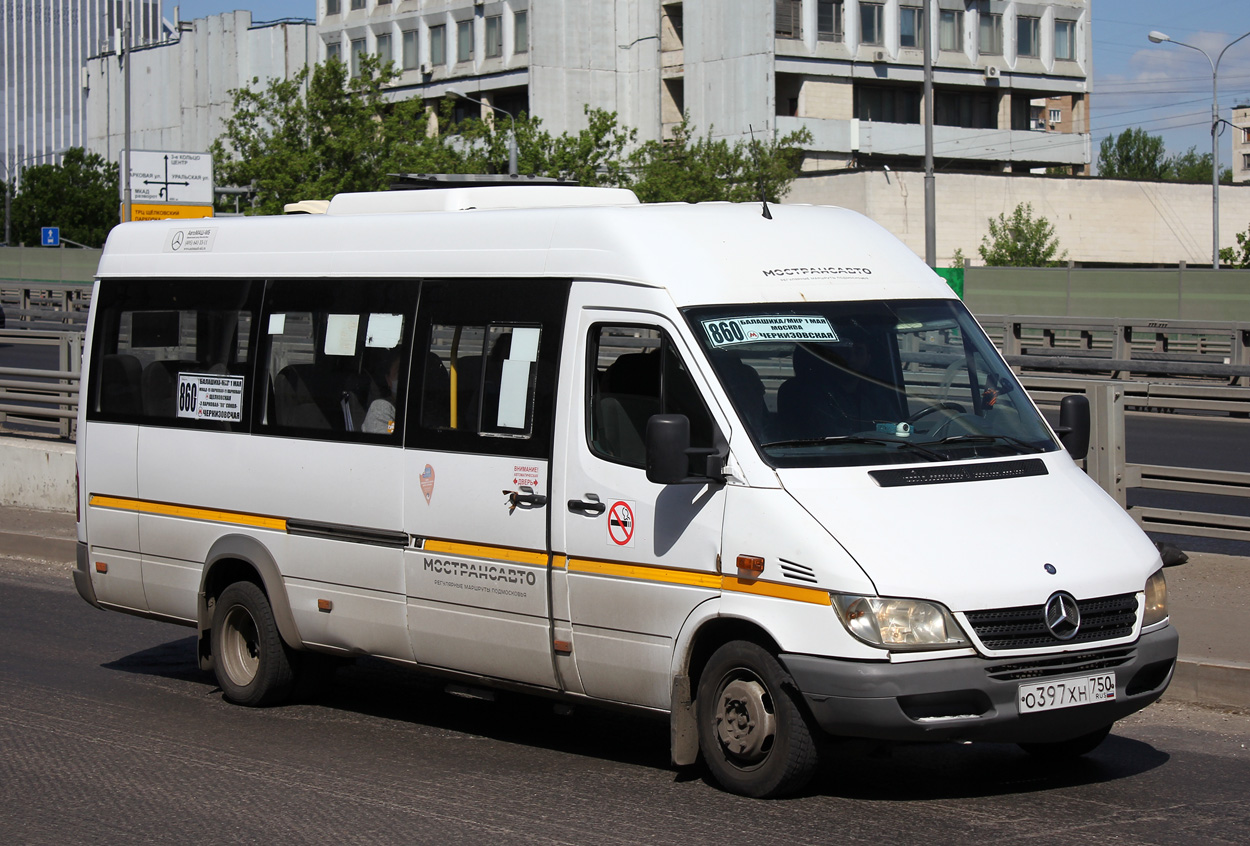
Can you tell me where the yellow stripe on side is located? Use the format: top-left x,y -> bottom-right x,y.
551,555 -> 569,571
568,558 -> 722,590
422,539 -> 549,567
721,576 -> 832,606
88,495 -> 287,532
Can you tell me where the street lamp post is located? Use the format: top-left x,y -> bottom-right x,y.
1148,28 -> 1250,270
447,88 -> 518,177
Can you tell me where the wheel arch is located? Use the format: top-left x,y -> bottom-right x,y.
196,534 -> 303,671
668,604 -> 785,767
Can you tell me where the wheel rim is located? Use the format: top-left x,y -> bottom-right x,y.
713,674 -> 777,766
220,603 -> 260,686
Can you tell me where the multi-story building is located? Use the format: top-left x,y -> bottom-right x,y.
85,12 -> 317,166
315,0 -> 1092,174
1234,106 -> 1250,185
2,1 -> 164,182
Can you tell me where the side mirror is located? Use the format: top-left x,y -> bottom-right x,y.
1056,394 -> 1090,460
645,414 -> 723,485
646,414 -> 692,485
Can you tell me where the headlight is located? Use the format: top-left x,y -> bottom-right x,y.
1143,569 -> 1168,627
833,595 -> 970,650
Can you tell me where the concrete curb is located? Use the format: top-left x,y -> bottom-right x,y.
1167,659 -> 1250,712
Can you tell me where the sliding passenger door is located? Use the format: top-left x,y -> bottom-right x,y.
402,279 -> 569,688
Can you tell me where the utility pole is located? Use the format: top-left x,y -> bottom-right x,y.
121,2 -> 133,225
922,0 -> 936,267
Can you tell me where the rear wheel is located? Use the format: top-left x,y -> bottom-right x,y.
211,580 -> 296,707
1018,723 -> 1113,760
696,641 -> 819,798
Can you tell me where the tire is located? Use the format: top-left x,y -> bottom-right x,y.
1018,723 -> 1113,760
696,641 -> 820,798
211,580 -> 296,707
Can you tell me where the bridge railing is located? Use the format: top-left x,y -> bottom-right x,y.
1023,377 -> 1250,545
0,282 -> 92,331
0,330 -> 82,440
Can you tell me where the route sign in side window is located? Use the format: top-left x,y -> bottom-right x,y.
256,279 -> 417,443
86,279 -> 259,430
409,279 -> 570,459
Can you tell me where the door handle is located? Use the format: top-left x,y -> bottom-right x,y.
503,486 -> 548,512
567,496 -> 606,516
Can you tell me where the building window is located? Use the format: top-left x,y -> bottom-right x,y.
515,10 -> 529,54
978,8 -> 1002,55
776,0 -> 802,39
326,40 -> 342,63
350,38 -> 366,76
378,0 -> 390,4
350,0 -> 365,10
376,32 -> 392,66
934,89 -> 997,129
817,1 -> 843,42
855,84 -> 920,124
1055,19 -> 1075,61
457,19 -> 473,63
860,2 -> 884,46
402,29 -> 419,69
900,6 -> 923,49
1018,15 -> 1039,58
485,15 -> 502,58
1049,108 -> 1061,124
326,0 -> 340,15
430,25 -> 446,66
939,10 -> 961,51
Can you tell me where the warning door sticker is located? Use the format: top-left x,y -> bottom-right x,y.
608,500 -> 636,548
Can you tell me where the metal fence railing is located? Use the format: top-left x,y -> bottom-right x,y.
0,330 -> 82,439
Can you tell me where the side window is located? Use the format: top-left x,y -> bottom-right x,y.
409,279 -> 569,459
258,279 -> 416,442
87,279 -> 258,430
589,325 -> 715,469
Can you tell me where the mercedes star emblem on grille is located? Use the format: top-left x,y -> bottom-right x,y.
1044,591 -> 1081,640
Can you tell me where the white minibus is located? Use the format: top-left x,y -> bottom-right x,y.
75,187 -> 1176,797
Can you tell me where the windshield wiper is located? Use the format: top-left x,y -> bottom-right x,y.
933,434 -> 1046,454
760,435 -> 946,461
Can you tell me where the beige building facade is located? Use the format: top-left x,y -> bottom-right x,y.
1234,106 -> 1250,185
786,169 -> 1250,266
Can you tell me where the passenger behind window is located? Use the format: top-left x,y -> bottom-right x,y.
362,352 -> 402,435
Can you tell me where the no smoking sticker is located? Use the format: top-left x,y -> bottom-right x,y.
608,500 -> 635,548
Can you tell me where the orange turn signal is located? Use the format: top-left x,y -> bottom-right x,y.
736,555 -> 765,574
317,599 -> 333,613
95,561 -> 108,574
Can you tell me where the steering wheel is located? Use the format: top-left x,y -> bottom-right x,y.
906,402 -> 967,425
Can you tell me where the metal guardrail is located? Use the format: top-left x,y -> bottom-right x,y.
981,314 -> 1250,386
0,330 -> 82,439
0,282 -> 91,332
1022,377 -> 1250,544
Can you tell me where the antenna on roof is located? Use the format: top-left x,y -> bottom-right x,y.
748,125 -> 773,220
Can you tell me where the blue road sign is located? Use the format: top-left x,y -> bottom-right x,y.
41,227 -> 60,247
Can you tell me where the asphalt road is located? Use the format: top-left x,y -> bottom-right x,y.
3,554 -> 1249,845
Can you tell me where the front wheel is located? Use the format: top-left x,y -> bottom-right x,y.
211,580 -> 296,707
696,641 -> 819,798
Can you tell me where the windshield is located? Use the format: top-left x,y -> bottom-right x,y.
685,299 -> 1060,468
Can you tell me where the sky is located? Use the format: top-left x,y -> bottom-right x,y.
172,1 -> 1250,163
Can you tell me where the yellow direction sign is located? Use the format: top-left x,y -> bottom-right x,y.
129,204 -> 214,222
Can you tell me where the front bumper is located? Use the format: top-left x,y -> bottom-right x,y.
73,542 -> 101,608
781,625 -> 1178,743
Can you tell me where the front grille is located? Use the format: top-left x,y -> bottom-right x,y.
965,593 -> 1138,651
985,647 -> 1136,682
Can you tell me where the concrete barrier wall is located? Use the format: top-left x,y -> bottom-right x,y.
0,437 -> 75,513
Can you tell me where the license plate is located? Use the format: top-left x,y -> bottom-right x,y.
1017,673 -> 1116,714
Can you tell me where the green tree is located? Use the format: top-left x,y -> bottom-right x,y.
1097,127 -> 1169,179
10,148 -> 119,248
978,202 -> 1067,267
1219,225 -> 1250,268
627,115 -> 812,203
214,63 -> 812,211
1163,146 -> 1233,184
